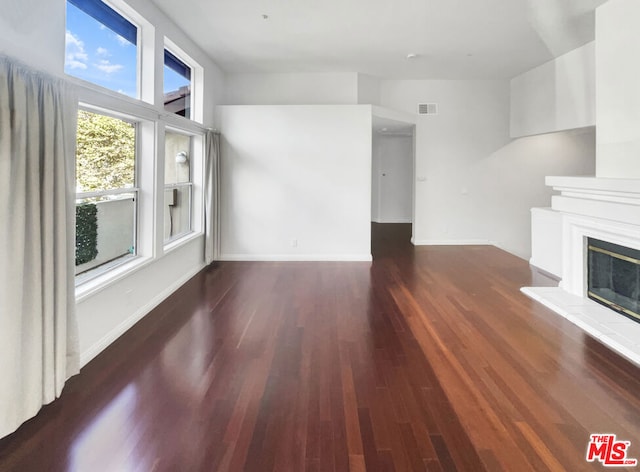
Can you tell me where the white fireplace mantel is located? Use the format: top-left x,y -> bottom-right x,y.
524,175 -> 640,366
547,176 -> 640,226
547,175 -> 640,195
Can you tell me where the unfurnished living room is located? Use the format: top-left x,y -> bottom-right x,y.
1,0 -> 640,470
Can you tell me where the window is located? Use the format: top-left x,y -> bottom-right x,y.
65,0 -> 206,288
164,49 -> 192,119
75,110 -> 138,278
164,131 -> 193,242
65,0 -> 138,98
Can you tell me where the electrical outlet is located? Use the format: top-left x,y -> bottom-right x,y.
291,239 -> 298,248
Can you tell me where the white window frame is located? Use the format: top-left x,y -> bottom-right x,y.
64,0 -> 154,103
74,105 -> 142,284
164,38 -> 204,124
67,0 -> 209,300
74,91 -> 157,299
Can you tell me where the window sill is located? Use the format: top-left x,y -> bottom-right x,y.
163,231 -> 202,255
75,255 -> 153,303
75,233 -> 203,303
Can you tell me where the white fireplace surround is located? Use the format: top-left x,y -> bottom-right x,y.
523,176 -> 640,366
562,214 -> 640,297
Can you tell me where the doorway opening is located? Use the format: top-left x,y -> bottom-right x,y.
371,114 -> 415,259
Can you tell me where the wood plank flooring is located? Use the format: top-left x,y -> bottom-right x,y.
2,223 -> 640,471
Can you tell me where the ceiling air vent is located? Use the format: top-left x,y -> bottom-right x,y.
418,103 -> 438,115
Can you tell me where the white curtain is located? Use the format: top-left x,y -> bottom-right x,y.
0,57 -> 80,438
204,130 -> 221,265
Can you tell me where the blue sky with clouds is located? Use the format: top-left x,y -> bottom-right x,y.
65,2 -> 189,99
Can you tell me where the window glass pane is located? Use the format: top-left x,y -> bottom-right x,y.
164,186 -> 192,241
164,130 -> 192,242
164,50 -> 191,119
76,110 -> 136,192
65,0 -> 138,98
165,132 -> 191,184
75,109 -> 137,278
75,193 -> 136,275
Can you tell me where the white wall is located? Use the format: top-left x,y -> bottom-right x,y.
596,0 -> 640,178
0,0 -> 65,75
510,41 -> 595,138
223,72 -> 358,105
380,79 -> 596,259
76,239 -> 204,362
0,0 -> 225,365
358,74 -> 381,105
479,129 -> 595,259
371,134 -> 413,223
217,105 -> 372,261
380,80 -> 510,246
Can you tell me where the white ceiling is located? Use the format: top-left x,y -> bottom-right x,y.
152,0 -> 608,79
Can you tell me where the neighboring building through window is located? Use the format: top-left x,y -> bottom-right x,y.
164,49 -> 192,119
164,131 -> 193,242
65,0 -> 138,98
75,110 -> 138,278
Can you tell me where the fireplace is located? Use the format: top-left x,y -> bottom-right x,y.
588,238 -> 640,323
523,176 -> 640,366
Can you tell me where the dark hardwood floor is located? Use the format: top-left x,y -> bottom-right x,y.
2,223 -> 640,471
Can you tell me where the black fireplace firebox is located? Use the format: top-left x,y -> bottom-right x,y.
588,238 -> 640,323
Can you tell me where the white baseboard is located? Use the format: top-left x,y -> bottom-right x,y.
529,260 -> 562,281
220,253 -> 373,262
411,239 -> 492,246
80,263 -> 205,367
529,258 -> 562,279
